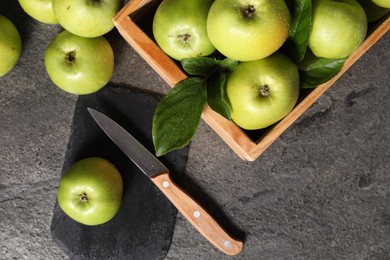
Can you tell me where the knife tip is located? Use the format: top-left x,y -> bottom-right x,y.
87,107 -> 98,116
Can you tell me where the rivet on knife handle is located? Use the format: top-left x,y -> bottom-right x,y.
151,172 -> 243,256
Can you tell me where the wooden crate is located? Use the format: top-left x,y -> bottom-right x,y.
113,0 -> 390,161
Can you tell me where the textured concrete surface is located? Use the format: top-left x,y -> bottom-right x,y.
1,2 -> 390,260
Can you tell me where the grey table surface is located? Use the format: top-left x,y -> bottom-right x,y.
1,2 -> 390,260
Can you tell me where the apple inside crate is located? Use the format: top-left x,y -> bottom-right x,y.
114,0 -> 390,161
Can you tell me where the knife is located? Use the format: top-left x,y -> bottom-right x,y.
87,108 -> 243,255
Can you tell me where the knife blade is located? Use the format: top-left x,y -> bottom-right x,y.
88,108 -> 243,255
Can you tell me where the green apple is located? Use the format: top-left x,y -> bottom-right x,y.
226,53 -> 300,130
371,0 -> 390,8
152,0 -> 215,60
207,0 -> 290,61
308,0 -> 367,59
18,0 -> 58,24
44,30 -> 114,95
357,0 -> 389,22
0,15 -> 22,77
57,157 -> 123,226
52,0 -> 122,38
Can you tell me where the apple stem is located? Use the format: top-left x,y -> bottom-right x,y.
79,192 -> 88,203
259,85 -> 270,97
66,51 -> 76,64
178,33 -> 191,44
242,4 -> 256,18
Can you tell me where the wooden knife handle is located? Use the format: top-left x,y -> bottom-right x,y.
151,172 -> 243,256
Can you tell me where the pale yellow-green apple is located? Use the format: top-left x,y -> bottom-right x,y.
371,0 -> 390,8
152,0 -> 215,60
52,0 -> 122,38
357,0 -> 389,22
44,30 -> 114,95
308,0 -> 367,59
57,157 -> 123,226
18,0 -> 58,24
226,53 -> 300,130
207,0 -> 290,61
0,15 -> 22,77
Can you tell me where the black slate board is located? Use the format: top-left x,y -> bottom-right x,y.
51,85 -> 190,260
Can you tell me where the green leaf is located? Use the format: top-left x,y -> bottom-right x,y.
152,77 -> 207,156
181,57 -> 218,77
207,71 -> 231,120
217,58 -> 239,73
284,0 -> 312,62
298,51 -> 347,89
